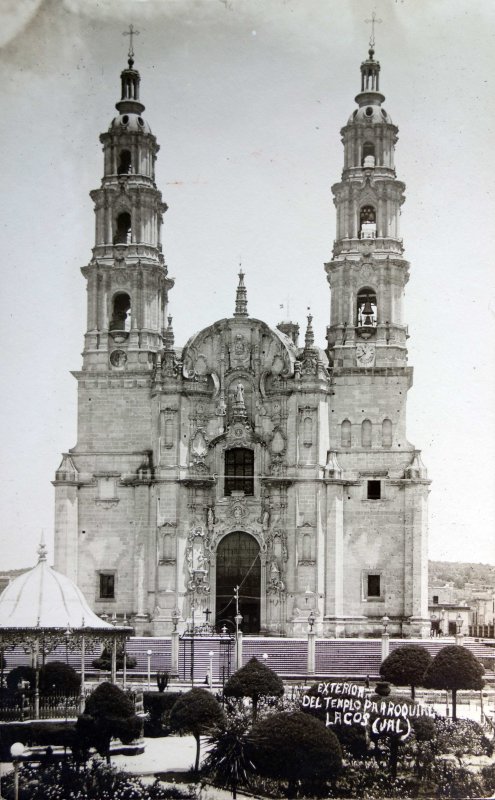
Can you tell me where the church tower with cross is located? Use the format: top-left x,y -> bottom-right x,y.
323,41 -> 430,637
53,34 -> 430,639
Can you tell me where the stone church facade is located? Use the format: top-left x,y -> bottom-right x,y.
54,45 -> 430,638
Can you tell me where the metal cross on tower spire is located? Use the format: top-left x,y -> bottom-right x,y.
365,11 -> 382,49
123,24 -> 140,64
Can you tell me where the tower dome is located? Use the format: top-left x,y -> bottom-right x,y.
0,543 -> 113,630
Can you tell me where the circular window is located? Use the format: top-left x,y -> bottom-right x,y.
121,115 -> 129,125
138,117 -> 144,126
365,107 -> 373,117
381,109 -> 387,119
110,350 -> 127,368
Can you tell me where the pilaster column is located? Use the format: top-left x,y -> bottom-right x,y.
324,482 -> 344,619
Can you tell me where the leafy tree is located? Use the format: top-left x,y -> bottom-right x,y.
40,661 -> 80,694
249,711 -> 342,798
204,716 -> 255,799
91,646 -> 136,671
423,645 -> 484,721
76,681 -> 142,763
169,687 -> 225,772
223,656 -> 284,721
380,645 -> 432,699
6,665 -> 35,690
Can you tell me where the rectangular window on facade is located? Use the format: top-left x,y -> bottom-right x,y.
367,573 -> 381,598
367,480 -> 381,500
99,572 -> 115,600
433,595 -> 439,605
98,477 -> 116,500
225,448 -> 254,496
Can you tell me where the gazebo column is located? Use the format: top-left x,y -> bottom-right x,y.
34,641 -> 40,720
111,638 -> 117,683
79,634 -> 86,713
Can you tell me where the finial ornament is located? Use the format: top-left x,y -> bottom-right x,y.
234,269 -> 248,317
365,11 -> 382,51
304,311 -> 315,349
37,532 -> 47,563
123,24 -> 140,66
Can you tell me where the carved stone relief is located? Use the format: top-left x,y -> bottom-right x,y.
186,525 -> 211,595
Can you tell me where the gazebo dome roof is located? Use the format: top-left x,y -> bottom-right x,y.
0,544 -> 114,631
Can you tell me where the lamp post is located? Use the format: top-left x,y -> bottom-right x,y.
146,649 -> 152,690
190,601 -> 196,688
208,650 -> 214,688
234,585 -> 243,671
10,742 -> 25,800
381,615 -> 390,662
307,611 -> 316,675
171,607 -> 180,676
455,613 -> 463,646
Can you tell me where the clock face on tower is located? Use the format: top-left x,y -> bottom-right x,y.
356,343 -> 375,367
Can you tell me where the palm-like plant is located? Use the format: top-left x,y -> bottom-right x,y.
204,716 -> 255,799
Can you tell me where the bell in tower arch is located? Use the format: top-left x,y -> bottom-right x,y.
357,288 -> 377,339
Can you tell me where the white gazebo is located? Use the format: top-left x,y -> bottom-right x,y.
0,541 -> 132,717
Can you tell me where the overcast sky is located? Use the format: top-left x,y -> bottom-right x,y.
0,0 -> 493,570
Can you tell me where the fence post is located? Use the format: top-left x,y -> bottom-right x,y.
171,630 -> 179,676
307,631 -> 316,675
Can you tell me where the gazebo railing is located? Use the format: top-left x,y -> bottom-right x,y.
0,687 -> 143,722
0,691 -> 81,721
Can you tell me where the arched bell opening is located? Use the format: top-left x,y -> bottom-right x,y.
113,212 -> 132,245
110,292 -> 131,332
359,205 -> 376,239
117,150 -> 132,175
215,531 -> 261,634
362,142 -> 376,168
356,287 -> 377,339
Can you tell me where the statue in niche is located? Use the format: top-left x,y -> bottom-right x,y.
270,560 -> 280,582
215,396 -> 227,416
191,430 -> 208,459
235,383 -> 245,404
234,334 -> 245,355
192,539 -> 207,572
262,507 -> 270,531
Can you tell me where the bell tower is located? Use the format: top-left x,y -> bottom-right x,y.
82,44 -> 173,371
54,41 -> 175,621
324,43 -> 430,638
326,44 -> 407,368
